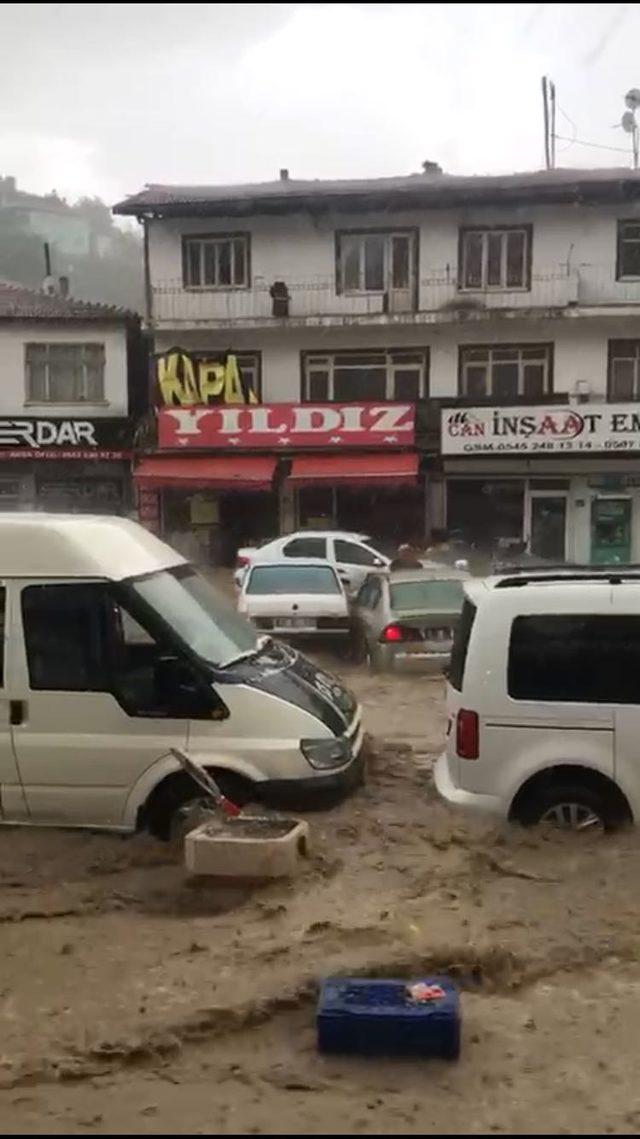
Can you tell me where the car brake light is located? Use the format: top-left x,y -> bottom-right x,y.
380,624 -> 421,644
456,709 -> 479,760
236,554 -> 250,568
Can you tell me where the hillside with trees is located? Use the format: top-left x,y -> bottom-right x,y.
0,193 -> 144,313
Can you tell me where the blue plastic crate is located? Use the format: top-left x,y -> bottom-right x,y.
317,977 -> 460,1059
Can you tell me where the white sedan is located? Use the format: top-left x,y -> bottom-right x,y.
237,560 -> 351,640
234,530 -> 389,595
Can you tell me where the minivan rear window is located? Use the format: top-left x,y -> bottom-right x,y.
509,614 -> 640,703
448,598 -> 476,691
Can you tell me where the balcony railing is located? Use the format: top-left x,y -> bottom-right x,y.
150,265 -> 640,325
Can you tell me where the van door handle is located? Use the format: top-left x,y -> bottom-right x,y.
10,700 -> 25,726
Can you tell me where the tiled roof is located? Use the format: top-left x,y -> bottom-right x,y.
113,166 -> 640,216
0,280 -> 134,322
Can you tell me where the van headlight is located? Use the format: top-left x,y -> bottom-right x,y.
301,737 -> 351,770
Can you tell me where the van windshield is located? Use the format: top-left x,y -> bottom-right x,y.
124,565 -> 258,667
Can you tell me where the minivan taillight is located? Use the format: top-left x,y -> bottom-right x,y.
456,709 -> 479,760
380,624 -> 421,644
236,554 -> 250,569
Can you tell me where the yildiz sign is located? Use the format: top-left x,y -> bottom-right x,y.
442,404 -> 640,456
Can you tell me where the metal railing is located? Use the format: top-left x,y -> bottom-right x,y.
150,264 -> 640,324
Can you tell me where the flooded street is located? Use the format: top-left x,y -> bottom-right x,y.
2,661 -> 640,1134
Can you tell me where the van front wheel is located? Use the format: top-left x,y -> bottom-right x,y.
146,770 -> 255,842
513,781 -> 627,833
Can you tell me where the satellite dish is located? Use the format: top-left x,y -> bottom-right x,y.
622,110 -> 637,133
625,88 -> 640,110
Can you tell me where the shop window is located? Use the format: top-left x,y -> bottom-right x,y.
459,344 -> 552,400
608,340 -> 640,400
336,231 -> 417,296
182,233 -> 250,289
617,221 -> 640,280
302,349 -> 427,402
25,342 -> 105,403
283,537 -> 327,559
447,479 -> 525,550
508,614 -> 640,704
459,227 -> 531,291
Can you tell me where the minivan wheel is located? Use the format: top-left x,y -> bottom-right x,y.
148,770 -> 254,842
515,783 -> 622,833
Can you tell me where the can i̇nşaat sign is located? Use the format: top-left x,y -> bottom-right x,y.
442,404 -> 640,455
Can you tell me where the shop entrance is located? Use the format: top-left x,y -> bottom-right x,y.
528,494 -> 567,561
591,498 -> 632,565
162,488 -> 278,567
297,484 -> 425,546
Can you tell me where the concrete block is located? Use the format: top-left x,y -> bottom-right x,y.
184,816 -> 310,879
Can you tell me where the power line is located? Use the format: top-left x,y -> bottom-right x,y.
554,133 -> 631,156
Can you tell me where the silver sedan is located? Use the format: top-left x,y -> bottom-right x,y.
350,564 -> 470,673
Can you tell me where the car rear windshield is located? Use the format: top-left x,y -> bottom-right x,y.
448,597 -> 477,691
509,614 -> 640,703
390,579 -> 465,612
246,565 -> 341,595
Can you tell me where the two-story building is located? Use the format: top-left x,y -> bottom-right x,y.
115,165 -> 640,565
0,279 -> 140,513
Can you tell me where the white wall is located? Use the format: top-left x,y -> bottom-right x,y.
0,323 -> 129,416
154,316 -> 628,405
148,200 -> 640,297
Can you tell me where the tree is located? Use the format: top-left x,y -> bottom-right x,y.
0,194 -> 144,313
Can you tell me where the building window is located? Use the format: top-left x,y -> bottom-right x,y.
182,234 -> 250,289
25,342 -> 105,403
336,230 -> 416,296
302,349 -> 428,402
608,340 -> 640,400
459,227 -> 531,290
616,221 -> 640,279
459,344 -> 552,400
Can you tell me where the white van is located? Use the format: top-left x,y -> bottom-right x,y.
0,515 -> 364,837
435,568 -> 640,831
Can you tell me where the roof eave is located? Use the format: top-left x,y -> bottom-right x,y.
113,178 -> 640,220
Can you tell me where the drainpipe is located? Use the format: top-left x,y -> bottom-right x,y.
141,214 -> 153,326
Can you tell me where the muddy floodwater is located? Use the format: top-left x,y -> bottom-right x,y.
2,662 -> 640,1134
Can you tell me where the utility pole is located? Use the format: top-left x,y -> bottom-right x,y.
541,77 -> 551,170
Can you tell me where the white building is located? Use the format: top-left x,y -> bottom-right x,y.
115,165 -> 640,565
0,280 -> 136,514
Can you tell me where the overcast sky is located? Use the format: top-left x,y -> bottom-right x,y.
0,3 -> 638,206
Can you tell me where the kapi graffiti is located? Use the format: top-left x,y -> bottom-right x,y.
155,349 -> 259,407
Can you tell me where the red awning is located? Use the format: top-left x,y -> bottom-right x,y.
287,452 -> 419,488
134,455 -> 276,491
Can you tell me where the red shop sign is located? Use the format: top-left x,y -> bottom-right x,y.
158,402 -> 415,450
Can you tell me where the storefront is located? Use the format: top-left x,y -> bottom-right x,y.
133,453 -> 278,564
441,402 -> 640,565
138,393 -> 423,563
0,416 -> 132,514
290,452 -> 423,542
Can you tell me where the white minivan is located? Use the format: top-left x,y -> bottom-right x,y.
0,514 -> 364,837
435,568 -> 640,831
